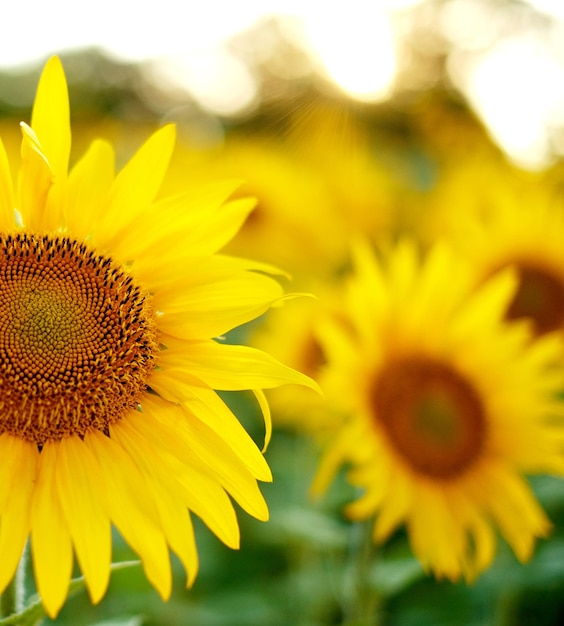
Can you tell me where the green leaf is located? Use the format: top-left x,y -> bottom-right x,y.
89,617 -> 144,626
369,556 -> 425,597
271,506 -> 349,549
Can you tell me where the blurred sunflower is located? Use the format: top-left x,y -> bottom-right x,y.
437,185 -> 564,337
313,239 -> 564,581
163,134 -> 348,282
288,101 -> 401,246
250,287 -> 335,434
408,88 -> 500,166
418,149 -> 538,246
0,57 -> 316,618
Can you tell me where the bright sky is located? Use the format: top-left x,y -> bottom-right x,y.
453,33 -> 564,169
4,0 -> 564,168
1,1 -> 418,66
3,1 -> 416,111
2,1 -> 269,66
443,0 -> 564,168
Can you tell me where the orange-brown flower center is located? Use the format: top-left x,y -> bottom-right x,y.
300,335 -> 326,378
0,233 -> 158,445
506,263 -> 564,335
371,357 -> 487,479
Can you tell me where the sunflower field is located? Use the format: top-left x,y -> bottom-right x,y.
1,1 -> 564,625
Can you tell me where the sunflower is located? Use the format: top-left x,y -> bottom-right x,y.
162,134 -> 348,281
433,176 -> 564,337
418,146 -> 539,245
0,56 -> 317,618
312,239 -> 564,581
250,288 -> 333,434
286,100 -> 401,246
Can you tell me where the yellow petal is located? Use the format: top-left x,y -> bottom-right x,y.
387,238 -> 418,305
0,137 -> 15,229
455,496 -> 497,579
158,338 -> 320,393
345,465 -> 389,521
140,395 -> 269,521
310,432 -> 352,497
372,469 -> 412,542
408,487 -> 457,577
186,196 -> 256,255
173,459 -> 241,548
30,56 -> 70,183
452,268 -> 518,338
483,468 -> 550,562
55,436 -> 111,604
84,430 -> 172,600
110,421 -> 199,585
108,180 -> 245,262
31,443 -> 73,619
155,270 -> 284,339
95,124 -> 176,248
140,253 -> 287,293
64,139 -> 115,239
252,389 -> 272,453
17,122 -> 53,229
117,413 -> 239,548
148,371 -> 271,480
0,435 -> 38,593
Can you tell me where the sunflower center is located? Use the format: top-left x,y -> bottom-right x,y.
0,233 -> 158,445
301,335 -> 326,378
371,357 -> 486,479
506,264 -> 564,335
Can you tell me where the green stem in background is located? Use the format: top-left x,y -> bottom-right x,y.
0,544 -> 27,618
342,520 -> 382,626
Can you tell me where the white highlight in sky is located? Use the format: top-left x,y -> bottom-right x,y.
299,2 -> 397,102
149,48 -> 259,117
1,0 -> 272,67
6,0 -> 406,109
457,35 -> 564,168
525,0 -> 564,21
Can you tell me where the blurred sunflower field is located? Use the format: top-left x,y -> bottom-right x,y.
3,1 -> 564,625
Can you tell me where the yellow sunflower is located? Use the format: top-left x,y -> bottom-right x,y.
432,175 -> 564,337
313,238 -> 564,581
418,147 -> 540,247
0,56 -> 316,618
162,134 -> 348,281
287,100 -> 401,246
250,288 -> 333,434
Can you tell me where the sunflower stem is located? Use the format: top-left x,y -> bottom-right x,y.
0,545 -> 27,618
342,520 -> 383,626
